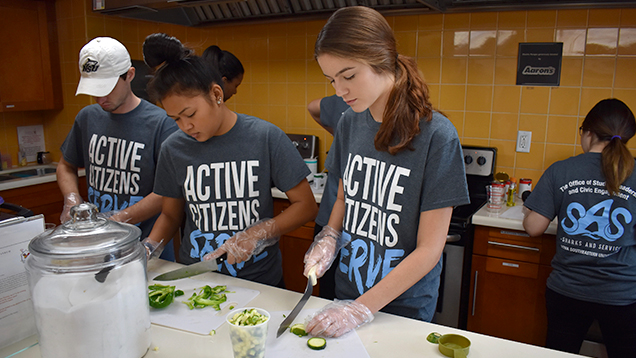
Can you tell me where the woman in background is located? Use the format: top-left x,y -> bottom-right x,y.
524,98 -> 636,358
202,45 -> 244,101
141,33 -> 317,287
302,6 -> 469,338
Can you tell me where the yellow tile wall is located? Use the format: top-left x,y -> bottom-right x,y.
2,1 -> 636,186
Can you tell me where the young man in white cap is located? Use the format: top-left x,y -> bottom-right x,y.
57,37 -> 178,260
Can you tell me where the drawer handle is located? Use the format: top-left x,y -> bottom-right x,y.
487,241 -> 540,252
471,271 -> 478,316
446,234 -> 461,243
502,262 -> 520,268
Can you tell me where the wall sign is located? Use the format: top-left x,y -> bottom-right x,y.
516,42 -> 563,86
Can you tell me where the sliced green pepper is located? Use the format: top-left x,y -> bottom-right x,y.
148,284 -> 177,309
183,285 -> 228,310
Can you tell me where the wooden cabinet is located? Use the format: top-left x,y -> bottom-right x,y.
274,198 -> 320,296
0,180 -> 87,225
0,0 -> 62,111
467,225 -> 556,346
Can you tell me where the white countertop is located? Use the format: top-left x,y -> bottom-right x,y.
0,164 -> 85,191
472,197 -> 558,235
0,259 -> 585,358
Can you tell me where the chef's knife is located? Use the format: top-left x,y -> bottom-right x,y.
153,255 -> 225,281
276,266 -> 317,338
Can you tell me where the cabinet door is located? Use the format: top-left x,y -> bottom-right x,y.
0,180 -> 87,225
274,199 -> 319,295
467,254 -> 551,346
0,0 -> 61,111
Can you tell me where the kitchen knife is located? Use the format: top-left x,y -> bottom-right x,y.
153,255 -> 225,281
276,266 -> 317,338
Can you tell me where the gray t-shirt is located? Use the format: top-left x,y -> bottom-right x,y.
60,99 -> 178,237
524,152 -> 636,305
154,113 -> 310,286
327,109 -> 469,321
316,95 -> 350,226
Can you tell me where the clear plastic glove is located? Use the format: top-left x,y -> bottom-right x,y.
203,219 -> 279,265
141,237 -> 163,260
60,192 -> 84,223
305,300 -> 374,338
303,225 -> 345,278
99,209 -> 132,223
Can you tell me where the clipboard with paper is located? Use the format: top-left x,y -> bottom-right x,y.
0,215 -> 45,350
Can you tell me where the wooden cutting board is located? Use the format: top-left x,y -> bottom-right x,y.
265,309 -> 370,358
148,277 -> 259,335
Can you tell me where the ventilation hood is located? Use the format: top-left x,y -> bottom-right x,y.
93,0 -> 636,27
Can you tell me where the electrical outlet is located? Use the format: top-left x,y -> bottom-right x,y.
516,131 -> 532,153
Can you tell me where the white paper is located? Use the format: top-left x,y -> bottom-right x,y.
0,215 -> 44,349
17,125 -> 45,162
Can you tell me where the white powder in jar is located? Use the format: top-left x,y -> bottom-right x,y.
31,259 -> 151,358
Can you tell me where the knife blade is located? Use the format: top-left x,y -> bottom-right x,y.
153,255 -> 225,281
276,266 -> 317,338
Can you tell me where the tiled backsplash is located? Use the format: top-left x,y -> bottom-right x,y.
1,0 -> 635,185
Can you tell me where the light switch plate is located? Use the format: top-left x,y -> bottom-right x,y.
516,131 -> 532,153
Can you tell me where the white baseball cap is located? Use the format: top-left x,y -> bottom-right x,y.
76,37 -> 131,97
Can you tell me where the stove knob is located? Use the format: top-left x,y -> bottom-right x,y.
464,155 -> 473,165
477,156 -> 487,166
301,142 -> 309,149
291,141 -> 299,148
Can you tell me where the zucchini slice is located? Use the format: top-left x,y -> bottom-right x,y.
307,337 -> 327,350
290,323 -> 308,337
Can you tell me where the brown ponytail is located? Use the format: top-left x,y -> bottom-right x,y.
377,54 -> 432,154
315,6 -> 433,155
582,98 -> 636,195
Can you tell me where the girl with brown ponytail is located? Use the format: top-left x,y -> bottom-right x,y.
524,98 -> 636,357
302,6 -> 469,337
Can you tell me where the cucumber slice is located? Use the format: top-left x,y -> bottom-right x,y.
290,323 -> 308,337
307,337 -> 326,350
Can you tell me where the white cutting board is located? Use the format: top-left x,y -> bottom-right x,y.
265,309 -> 370,358
148,277 -> 259,335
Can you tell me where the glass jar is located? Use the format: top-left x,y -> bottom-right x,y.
25,203 -> 151,358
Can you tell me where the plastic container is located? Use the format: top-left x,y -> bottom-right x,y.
25,203 -> 151,358
227,307 -> 270,358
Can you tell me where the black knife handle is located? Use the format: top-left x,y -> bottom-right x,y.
216,253 -> 227,265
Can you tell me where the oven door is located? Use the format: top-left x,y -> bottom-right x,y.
432,241 -> 465,328
432,224 -> 475,329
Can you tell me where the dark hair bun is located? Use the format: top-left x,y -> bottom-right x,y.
202,45 -> 222,63
143,33 -> 189,68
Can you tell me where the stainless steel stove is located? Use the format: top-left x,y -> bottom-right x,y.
433,146 -> 497,329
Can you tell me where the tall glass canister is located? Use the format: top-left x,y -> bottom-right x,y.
25,203 -> 151,358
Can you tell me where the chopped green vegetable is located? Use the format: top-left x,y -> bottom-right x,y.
229,305 -> 235,310
183,285 -> 228,310
148,284 -> 177,309
307,337 -> 326,350
175,289 -> 185,297
228,308 -> 269,326
290,323 -> 308,337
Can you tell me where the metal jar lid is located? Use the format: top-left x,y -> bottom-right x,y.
28,203 -> 141,265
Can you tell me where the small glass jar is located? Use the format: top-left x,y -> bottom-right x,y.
25,203 -> 151,358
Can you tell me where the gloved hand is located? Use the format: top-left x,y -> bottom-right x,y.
303,225 -> 344,278
99,209 -> 132,223
203,219 -> 279,265
60,192 -> 84,223
305,300 -> 374,338
141,237 -> 163,260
